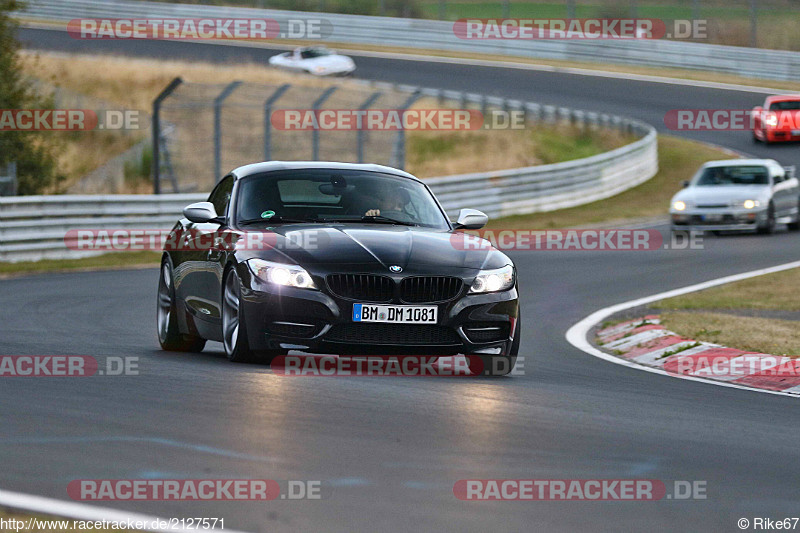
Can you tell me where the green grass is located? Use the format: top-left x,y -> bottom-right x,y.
487,134 -> 730,229
0,251 -> 161,277
661,311 -> 800,356
656,267 -> 800,312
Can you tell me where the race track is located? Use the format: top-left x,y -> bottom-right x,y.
5,27 -> 800,532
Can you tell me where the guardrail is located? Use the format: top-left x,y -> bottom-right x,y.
21,0 -> 800,81
0,116 -> 656,262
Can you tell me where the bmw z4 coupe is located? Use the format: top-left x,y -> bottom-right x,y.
157,162 -> 520,376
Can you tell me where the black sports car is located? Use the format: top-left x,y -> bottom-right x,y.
157,162 -> 520,376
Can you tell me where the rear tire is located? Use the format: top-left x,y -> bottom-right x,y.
788,199 -> 800,231
157,259 -> 206,352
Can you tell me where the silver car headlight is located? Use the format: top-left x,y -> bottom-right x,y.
469,265 -> 515,294
672,201 -> 687,211
246,259 -> 317,290
735,199 -> 761,209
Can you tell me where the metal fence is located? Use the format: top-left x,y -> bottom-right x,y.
153,78 -> 422,193
21,0 -> 800,81
0,118 -> 656,261
0,163 -> 17,197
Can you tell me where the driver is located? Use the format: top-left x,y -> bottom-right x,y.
364,183 -> 408,217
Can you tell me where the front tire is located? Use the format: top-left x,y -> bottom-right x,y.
757,203 -> 776,235
157,260 -> 206,352
222,267 -> 285,364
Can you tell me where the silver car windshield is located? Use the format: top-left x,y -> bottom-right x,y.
695,166 -> 770,186
236,170 -> 450,229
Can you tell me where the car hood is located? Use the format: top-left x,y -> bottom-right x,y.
236,224 -> 508,273
672,185 -> 771,205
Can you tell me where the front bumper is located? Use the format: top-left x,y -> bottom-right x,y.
238,268 -> 519,356
670,208 -> 767,232
763,128 -> 800,142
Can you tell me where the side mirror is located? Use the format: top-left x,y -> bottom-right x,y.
183,202 -> 220,224
453,208 -> 488,230
682,180 -> 690,188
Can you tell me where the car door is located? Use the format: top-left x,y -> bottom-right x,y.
180,175 -> 234,326
771,172 -> 794,217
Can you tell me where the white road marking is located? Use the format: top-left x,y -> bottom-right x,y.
0,488 -> 247,532
566,260 -> 800,398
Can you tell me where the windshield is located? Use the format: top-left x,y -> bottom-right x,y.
235,169 -> 450,229
769,100 -> 800,111
695,165 -> 770,186
300,48 -> 333,59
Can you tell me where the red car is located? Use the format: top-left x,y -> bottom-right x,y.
752,95 -> 800,143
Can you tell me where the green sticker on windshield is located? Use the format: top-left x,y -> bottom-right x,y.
261,210 -> 275,219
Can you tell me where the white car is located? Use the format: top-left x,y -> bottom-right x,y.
670,159 -> 800,234
268,47 -> 355,76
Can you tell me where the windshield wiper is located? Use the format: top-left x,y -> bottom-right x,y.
317,215 -> 418,227
238,216 -> 320,225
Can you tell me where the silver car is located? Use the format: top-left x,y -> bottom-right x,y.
670,159 -> 800,234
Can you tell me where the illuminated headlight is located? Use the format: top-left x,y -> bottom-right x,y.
765,114 -> 779,127
246,259 -> 317,290
734,199 -> 761,209
469,265 -> 515,294
673,201 -> 687,211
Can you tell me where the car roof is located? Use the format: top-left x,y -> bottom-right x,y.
701,158 -> 779,169
230,161 -> 421,182
766,95 -> 800,103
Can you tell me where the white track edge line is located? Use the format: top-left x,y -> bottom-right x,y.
565,260 -> 800,398
0,488 -> 248,533
19,22 -> 787,95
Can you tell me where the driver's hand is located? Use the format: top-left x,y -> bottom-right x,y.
364,209 -> 380,217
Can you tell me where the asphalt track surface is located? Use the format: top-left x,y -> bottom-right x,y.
6,28 -> 800,532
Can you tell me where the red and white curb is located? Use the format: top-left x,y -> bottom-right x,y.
566,260 -> 800,398
595,316 -> 800,393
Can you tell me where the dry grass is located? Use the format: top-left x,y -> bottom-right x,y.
406,122 -> 631,178
661,311 -> 800,356
657,267 -> 800,311
20,51 -> 341,111
18,51 -> 635,191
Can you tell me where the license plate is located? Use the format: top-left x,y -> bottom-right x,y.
703,214 -> 723,222
792,130 -> 800,136
352,303 -> 437,324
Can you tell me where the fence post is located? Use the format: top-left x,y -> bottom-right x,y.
357,91 -> 382,163
152,77 -> 182,194
263,83 -> 292,161
393,89 -> 422,170
312,86 -> 338,161
214,81 -> 243,181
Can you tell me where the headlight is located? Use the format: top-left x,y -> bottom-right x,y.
765,114 -> 778,127
246,259 -> 317,290
673,201 -> 687,211
469,265 -> 515,294
742,199 -> 760,209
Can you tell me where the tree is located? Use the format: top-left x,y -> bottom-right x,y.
0,0 -> 63,194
